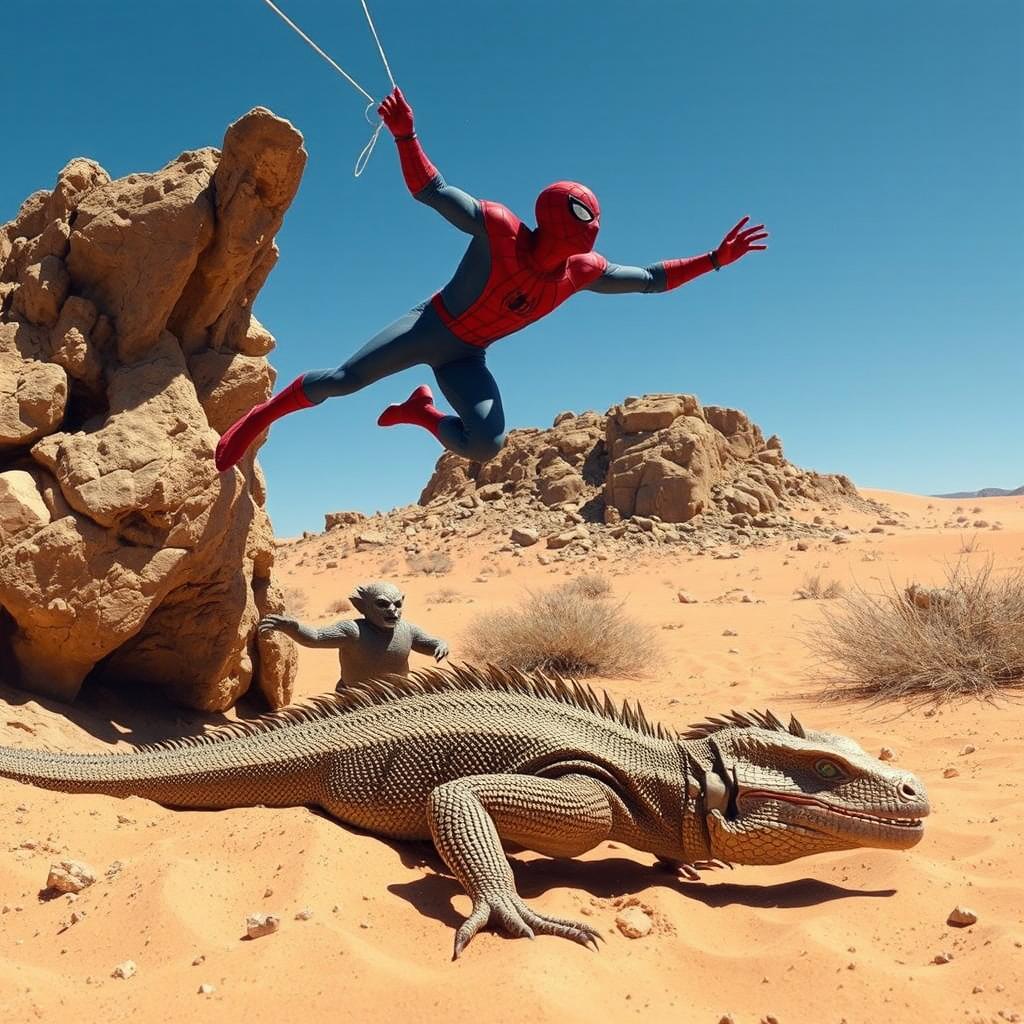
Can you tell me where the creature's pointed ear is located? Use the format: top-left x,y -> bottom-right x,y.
349,586 -> 368,615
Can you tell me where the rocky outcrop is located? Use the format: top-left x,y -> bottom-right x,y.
0,109 -> 303,710
420,393 -> 857,523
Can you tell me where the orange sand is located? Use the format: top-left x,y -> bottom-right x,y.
2,490 -> 1022,1023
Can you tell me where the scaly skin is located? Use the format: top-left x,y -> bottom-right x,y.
0,667 -> 929,957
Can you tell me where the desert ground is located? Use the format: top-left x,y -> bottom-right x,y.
1,489 -> 1022,1024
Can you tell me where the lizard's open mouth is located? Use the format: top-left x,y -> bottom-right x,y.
737,789 -> 927,830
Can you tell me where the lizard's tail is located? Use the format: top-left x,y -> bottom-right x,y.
0,743 -> 309,810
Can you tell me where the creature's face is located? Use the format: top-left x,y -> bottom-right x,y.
687,720 -> 929,865
532,181 -> 601,269
351,582 -> 404,630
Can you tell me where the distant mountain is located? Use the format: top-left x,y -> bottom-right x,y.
935,485 -> 1024,498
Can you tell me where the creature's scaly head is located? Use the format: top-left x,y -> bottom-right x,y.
350,581 -> 404,630
532,181 -> 600,270
684,711 -> 929,866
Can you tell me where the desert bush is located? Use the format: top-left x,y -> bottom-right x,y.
569,573 -> 612,599
795,574 -> 845,600
325,597 -> 352,615
959,532 -> 982,554
806,559 -> 1024,704
406,551 -> 454,576
428,588 -> 465,604
463,584 -> 659,678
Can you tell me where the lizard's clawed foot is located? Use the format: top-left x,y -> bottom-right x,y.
453,893 -> 603,958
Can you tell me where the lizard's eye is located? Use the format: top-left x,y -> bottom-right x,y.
568,197 -> 594,223
814,759 -> 845,780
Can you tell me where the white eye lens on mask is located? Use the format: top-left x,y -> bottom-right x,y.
569,198 -> 594,223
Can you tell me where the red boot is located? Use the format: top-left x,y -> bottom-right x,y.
215,376 -> 314,471
377,384 -> 445,438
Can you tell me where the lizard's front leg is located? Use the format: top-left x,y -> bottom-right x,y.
426,773 -> 612,958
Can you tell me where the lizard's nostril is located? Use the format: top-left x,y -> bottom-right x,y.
899,781 -> 917,799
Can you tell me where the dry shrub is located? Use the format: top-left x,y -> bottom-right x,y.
325,597 -> 352,615
795,574 -> 845,600
569,573 -> 612,599
407,551 -> 454,576
807,559 -> 1024,704
428,587 -> 465,604
463,584 -> 659,678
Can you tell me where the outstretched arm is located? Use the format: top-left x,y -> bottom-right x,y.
586,216 -> 768,294
257,615 -> 358,649
410,624 -> 449,663
378,87 -> 484,236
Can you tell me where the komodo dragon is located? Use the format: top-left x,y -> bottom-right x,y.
0,665 -> 929,957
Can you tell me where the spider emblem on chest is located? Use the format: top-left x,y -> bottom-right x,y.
503,287 -> 539,318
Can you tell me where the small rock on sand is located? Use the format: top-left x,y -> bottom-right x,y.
47,859 -> 97,894
879,747 -> 897,762
943,767 -> 960,779
198,983 -> 216,995
677,590 -> 699,604
510,526 -> 539,547
111,960 -> 137,979
246,912 -> 281,939
960,744 -> 976,756
932,951 -> 955,964
295,907 -> 314,921
947,905 -> 978,927
615,906 -> 653,938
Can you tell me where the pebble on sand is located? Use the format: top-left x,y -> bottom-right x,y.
947,905 -> 978,927
943,767 -> 960,779
246,912 -> 281,939
47,860 -> 97,894
198,983 -> 216,995
879,747 -> 897,762
615,906 -> 653,939
677,590 -> 699,604
111,960 -> 137,980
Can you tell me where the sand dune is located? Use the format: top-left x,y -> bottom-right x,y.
2,490 -> 1022,1023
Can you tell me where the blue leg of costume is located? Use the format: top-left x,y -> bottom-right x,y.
301,303 -> 506,461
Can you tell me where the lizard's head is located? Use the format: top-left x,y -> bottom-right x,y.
684,711 -> 929,865
350,581 -> 404,630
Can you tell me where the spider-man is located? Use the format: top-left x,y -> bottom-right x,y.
214,87 -> 768,471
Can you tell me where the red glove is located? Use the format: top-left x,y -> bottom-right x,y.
378,87 -> 438,194
378,86 -> 415,138
713,216 -> 768,268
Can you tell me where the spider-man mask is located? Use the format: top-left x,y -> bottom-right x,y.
532,181 -> 601,269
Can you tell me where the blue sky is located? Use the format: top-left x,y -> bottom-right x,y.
5,1 -> 1022,535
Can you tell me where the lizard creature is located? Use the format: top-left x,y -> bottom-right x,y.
214,87 -> 768,471
257,581 -> 448,688
0,666 -> 928,958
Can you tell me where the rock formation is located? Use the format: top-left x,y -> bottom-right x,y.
421,393 -> 857,522
0,108 -> 303,710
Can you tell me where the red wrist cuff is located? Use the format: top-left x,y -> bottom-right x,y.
395,135 -> 438,194
661,254 -> 715,291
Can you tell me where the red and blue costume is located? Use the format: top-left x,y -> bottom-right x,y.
215,88 -> 768,471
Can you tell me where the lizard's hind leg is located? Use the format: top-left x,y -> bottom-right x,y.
426,773 -> 613,958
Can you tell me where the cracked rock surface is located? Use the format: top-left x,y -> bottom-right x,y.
0,108 -> 303,709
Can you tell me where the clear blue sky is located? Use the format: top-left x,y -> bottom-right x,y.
5,1 -> 1022,535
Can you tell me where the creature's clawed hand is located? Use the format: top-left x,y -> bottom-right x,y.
257,614 -> 297,636
714,215 -> 769,268
378,86 -> 414,137
434,642 -> 449,663
453,892 -> 603,959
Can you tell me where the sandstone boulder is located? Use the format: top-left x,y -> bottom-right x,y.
421,394 -> 857,523
0,109 -> 306,710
